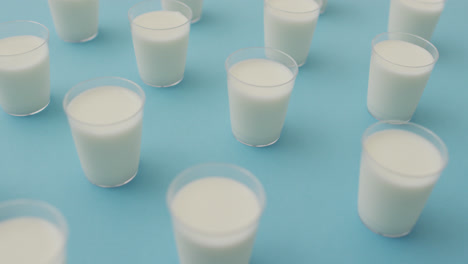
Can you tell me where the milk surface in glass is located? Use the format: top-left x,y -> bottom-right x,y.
264,0 -> 320,66
0,217 -> 65,264
171,177 -> 261,264
358,129 -> 444,237
0,35 -> 50,116
67,86 -> 143,187
131,11 -> 190,87
178,0 -> 203,22
367,39 -> 435,121
228,58 -> 294,147
48,0 -> 99,42
388,0 -> 444,40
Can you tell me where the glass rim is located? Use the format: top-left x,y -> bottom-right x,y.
167,163 -> 267,236
63,76 -> 146,127
225,47 -> 299,88
372,32 -> 439,68
362,121 -> 449,178
0,199 -> 68,264
128,0 -> 192,31
0,20 -> 49,57
264,0 -> 321,14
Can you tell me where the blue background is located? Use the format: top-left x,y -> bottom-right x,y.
1,0 -> 467,263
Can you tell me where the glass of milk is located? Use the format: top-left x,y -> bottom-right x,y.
0,199 -> 68,264
48,0 -> 99,43
388,0 -> 446,41
63,77 -> 146,187
167,163 -> 266,264
178,0 -> 204,23
367,32 -> 439,121
0,20 -> 50,116
225,47 -> 298,147
264,0 -> 322,66
358,121 -> 448,237
129,0 -> 192,87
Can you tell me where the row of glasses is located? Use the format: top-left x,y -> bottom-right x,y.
225,0 -> 324,146
227,0 -> 447,147
0,121 -> 450,263
0,120 -> 450,262
0,0 -> 198,117
360,0 -> 447,238
0,163 -> 266,264
0,0 -> 447,115
243,0 -> 450,239
47,0 -> 206,43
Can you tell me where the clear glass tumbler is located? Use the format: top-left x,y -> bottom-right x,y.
388,0 -> 445,41
358,121 -> 448,237
225,47 -> 298,147
0,199 -> 68,264
64,77 -> 146,187
264,0 -> 322,66
367,32 -> 439,121
0,20 -> 50,116
48,0 -> 99,42
167,163 -> 266,264
129,0 -> 192,87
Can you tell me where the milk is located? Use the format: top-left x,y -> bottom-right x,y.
228,58 -> 295,147
264,0 -> 320,66
0,217 -> 65,264
388,0 -> 445,40
66,85 -> 143,187
48,0 -> 99,42
367,39 -> 435,121
171,177 -> 261,264
358,129 -> 444,237
131,11 -> 190,87
178,0 -> 204,23
0,35 -> 50,116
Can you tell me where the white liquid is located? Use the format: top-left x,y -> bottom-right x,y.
131,11 -> 190,87
358,129 -> 444,236
48,0 -> 99,42
0,35 -> 50,116
178,0 -> 204,22
67,86 -> 143,187
171,177 -> 261,264
388,0 -> 444,40
228,59 -> 295,146
367,40 -> 435,121
0,217 -> 65,264
264,0 -> 320,66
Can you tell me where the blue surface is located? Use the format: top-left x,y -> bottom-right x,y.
1,0 -> 467,263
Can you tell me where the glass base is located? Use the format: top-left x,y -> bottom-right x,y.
359,214 -> 411,238
142,77 -> 183,88
6,101 -> 49,116
367,107 -> 411,122
61,32 -> 98,43
88,170 -> 138,188
234,135 -> 279,148
191,16 -> 201,23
